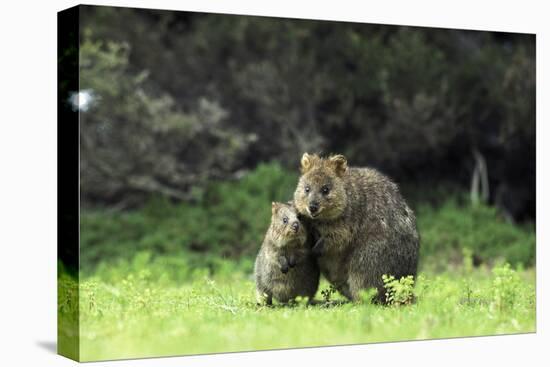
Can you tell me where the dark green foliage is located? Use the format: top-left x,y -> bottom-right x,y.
77,6 -> 535,220
79,32 -> 253,207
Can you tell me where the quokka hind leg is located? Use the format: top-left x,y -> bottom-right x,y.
325,283 -> 351,301
371,285 -> 388,304
348,271 -> 384,303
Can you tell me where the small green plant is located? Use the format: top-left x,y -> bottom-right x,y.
461,278 -> 474,305
460,248 -> 475,306
382,275 -> 415,306
491,263 -> 522,311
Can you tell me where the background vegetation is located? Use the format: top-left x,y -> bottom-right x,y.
79,163 -> 535,276
58,6 -> 536,361
70,6 -> 535,215
60,5 -> 536,270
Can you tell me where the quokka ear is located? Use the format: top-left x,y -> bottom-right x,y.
329,154 -> 348,177
271,202 -> 282,215
300,152 -> 317,174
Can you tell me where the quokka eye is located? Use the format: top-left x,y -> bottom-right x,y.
322,186 -> 330,195
283,217 -> 289,224
305,186 -> 311,193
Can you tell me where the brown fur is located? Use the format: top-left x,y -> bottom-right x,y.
254,202 -> 320,305
294,153 -> 420,302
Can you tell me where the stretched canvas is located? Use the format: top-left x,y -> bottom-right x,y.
58,4 -> 536,362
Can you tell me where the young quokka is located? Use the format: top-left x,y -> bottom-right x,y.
254,202 -> 320,305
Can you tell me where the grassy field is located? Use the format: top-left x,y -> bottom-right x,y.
59,257 -> 535,362
59,165 -> 536,361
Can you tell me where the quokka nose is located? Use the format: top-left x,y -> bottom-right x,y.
291,221 -> 299,231
309,203 -> 319,214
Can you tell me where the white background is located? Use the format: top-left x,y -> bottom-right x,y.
0,0 -> 547,366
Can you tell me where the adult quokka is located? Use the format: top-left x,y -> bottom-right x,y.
293,153 -> 419,302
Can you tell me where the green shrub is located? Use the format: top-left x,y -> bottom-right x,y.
81,162 -> 297,273
417,197 -> 535,267
80,164 -> 535,275
382,275 -> 415,306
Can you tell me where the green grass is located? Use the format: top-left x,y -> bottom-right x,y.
62,165 -> 536,361
59,258 -> 535,362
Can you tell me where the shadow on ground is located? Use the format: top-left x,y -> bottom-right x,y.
36,340 -> 57,354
